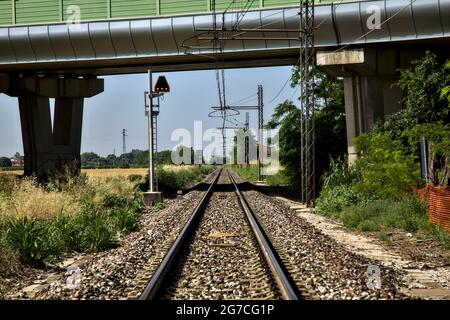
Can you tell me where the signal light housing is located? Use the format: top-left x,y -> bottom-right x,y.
154,76 -> 170,93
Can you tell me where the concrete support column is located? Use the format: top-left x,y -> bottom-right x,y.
2,75 -> 104,180
317,48 -> 413,163
343,77 -> 361,163
18,95 -> 53,177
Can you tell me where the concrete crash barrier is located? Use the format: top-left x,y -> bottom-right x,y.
418,186 -> 450,232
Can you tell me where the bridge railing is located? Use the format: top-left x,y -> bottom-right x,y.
0,0 -> 366,27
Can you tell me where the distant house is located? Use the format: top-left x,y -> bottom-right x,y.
10,154 -> 24,167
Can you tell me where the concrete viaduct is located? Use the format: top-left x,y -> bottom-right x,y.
0,0 -> 449,178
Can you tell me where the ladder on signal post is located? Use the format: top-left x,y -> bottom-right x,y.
152,108 -> 159,191
152,97 -> 160,191
145,91 -> 161,192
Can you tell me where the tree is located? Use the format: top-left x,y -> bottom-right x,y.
374,52 -> 450,186
80,152 -> 100,166
442,60 -> 450,105
266,69 -> 347,188
0,157 -> 12,168
376,52 -> 450,139
353,133 -> 421,199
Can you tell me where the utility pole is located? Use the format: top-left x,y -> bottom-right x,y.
299,0 -> 316,207
257,85 -> 264,181
122,129 -> 127,155
147,70 -> 156,193
245,112 -> 249,166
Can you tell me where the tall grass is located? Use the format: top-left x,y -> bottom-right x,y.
0,171 -> 143,267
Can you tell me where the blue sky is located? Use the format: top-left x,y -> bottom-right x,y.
0,66 -> 297,158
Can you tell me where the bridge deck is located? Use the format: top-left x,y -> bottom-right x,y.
0,0 -> 448,75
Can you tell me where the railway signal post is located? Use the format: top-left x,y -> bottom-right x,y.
143,70 -> 170,207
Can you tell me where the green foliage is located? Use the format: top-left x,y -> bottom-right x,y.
3,217 -> 63,266
321,159 -> 359,190
404,123 -> 450,186
265,171 -> 290,186
0,181 -> 143,265
316,185 -> 364,218
339,196 -> 427,233
153,202 -> 166,211
316,52 -> 450,248
267,70 -> 347,188
376,52 -> 450,138
353,134 -> 421,199
0,157 -> 12,168
230,165 -> 260,182
143,166 -> 214,192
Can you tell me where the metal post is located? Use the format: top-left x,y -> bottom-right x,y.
148,70 -> 154,193
300,0 -> 315,207
258,85 -> 264,181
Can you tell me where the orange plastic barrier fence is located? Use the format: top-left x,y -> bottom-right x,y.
418,185 -> 450,232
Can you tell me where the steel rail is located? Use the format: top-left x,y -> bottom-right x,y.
228,171 -> 300,300
139,168 -> 222,300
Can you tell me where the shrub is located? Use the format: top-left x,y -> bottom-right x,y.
153,202 -> 166,211
353,134 -> 421,200
316,185 -> 364,218
71,205 -> 118,253
321,159 -> 359,190
109,207 -> 139,234
3,217 -> 63,266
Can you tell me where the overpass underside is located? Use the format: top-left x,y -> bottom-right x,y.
0,0 -> 450,179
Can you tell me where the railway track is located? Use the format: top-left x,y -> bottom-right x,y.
139,168 -> 301,300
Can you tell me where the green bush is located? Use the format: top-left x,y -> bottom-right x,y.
73,205 -> 118,253
153,202 -> 166,211
316,185 -> 364,218
321,159 -> 359,190
353,134 -> 421,200
109,207 -> 139,234
3,217 -> 63,266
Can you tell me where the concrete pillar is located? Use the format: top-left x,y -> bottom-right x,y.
317,48 -> 414,163
2,75 -> 104,180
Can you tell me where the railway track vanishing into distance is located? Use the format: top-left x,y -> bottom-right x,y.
139,168 -> 301,300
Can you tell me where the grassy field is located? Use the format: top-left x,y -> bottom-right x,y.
0,164 -> 213,281
0,166 -> 201,179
